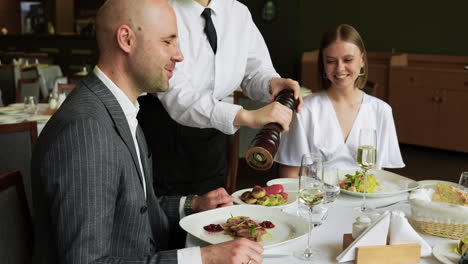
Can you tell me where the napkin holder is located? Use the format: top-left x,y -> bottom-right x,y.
342,234 -> 421,264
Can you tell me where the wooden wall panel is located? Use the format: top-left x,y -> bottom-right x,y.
0,0 -> 21,34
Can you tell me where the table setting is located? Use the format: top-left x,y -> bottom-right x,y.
183,133 -> 468,264
0,101 -> 53,134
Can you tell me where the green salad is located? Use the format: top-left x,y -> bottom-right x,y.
339,171 -> 380,193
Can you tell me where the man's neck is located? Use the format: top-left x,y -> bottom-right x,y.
194,0 -> 210,7
97,63 -> 139,103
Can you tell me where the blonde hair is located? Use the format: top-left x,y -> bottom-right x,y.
318,24 -> 368,90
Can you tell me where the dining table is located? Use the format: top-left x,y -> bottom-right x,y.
0,103 -> 52,134
186,191 -> 458,264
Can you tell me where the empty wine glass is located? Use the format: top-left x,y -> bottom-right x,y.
24,96 -> 38,115
356,129 -> 377,213
459,172 -> 468,191
294,153 -> 326,261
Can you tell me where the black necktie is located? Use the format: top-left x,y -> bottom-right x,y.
201,8 -> 217,54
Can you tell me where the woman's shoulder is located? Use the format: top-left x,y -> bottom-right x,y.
302,91 -> 327,108
364,93 -> 392,113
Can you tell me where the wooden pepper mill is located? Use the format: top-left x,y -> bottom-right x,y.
245,89 -> 299,170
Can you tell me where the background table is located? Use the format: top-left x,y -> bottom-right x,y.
186,193 -> 456,264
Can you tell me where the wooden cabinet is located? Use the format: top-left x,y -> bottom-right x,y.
389,62 -> 468,152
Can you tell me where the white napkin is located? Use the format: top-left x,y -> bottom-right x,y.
389,211 -> 432,257
336,211 -> 390,263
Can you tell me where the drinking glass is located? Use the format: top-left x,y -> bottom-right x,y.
294,153 -> 326,261
356,129 -> 377,213
323,167 -> 340,204
459,172 -> 468,191
24,96 -> 38,115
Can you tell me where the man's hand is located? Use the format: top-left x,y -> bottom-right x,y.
192,188 -> 234,213
201,238 -> 263,264
269,77 -> 303,112
234,102 -> 293,132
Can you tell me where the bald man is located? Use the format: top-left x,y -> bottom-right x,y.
30,0 -> 263,263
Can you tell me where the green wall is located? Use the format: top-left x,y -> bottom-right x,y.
242,0 -> 468,80
298,0 -> 467,56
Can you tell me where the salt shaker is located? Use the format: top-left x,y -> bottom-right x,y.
352,215 -> 371,239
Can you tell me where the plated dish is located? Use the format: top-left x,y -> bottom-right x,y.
179,204 -> 308,248
433,241 -> 461,264
266,178 -> 298,192
339,169 -> 419,198
418,180 -> 460,189
232,188 -> 297,209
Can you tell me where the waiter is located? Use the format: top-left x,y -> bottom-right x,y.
137,0 -> 303,197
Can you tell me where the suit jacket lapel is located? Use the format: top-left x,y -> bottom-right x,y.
82,73 -> 145,189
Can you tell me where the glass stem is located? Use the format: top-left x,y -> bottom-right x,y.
362,169 -> 367,211
305,206 -> 314,255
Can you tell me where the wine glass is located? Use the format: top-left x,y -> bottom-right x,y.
356,129 -> 377,213
294,153 -> 327,261
24,96 -> 38,115
323,167 -> 340,204
459,172 -> 468,191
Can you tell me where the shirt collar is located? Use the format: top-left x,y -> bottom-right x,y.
190,0 -> 221,18
93,66 -> 140,126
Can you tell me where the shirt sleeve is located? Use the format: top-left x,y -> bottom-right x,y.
241,11 -> 280,103
377,103 -> 405,169
177,247 -> 203,264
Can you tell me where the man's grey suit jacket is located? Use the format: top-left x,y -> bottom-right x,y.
31,73 -> 182,263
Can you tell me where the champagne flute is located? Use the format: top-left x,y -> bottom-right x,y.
294,153 -> 326,261
356,129 -> 377,213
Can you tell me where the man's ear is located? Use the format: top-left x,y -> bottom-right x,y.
116,25 -> 134,54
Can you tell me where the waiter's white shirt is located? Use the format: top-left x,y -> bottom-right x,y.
275,91 -> 405,169
160,0 -> 280,134
94,67 -> 201,263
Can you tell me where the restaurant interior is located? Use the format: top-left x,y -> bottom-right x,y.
1,0 -> 468,263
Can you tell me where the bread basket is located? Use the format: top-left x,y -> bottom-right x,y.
409,188 -> 468,239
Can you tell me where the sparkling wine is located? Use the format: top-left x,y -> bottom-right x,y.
356,145 -> 376,170
299,188 -> 324,207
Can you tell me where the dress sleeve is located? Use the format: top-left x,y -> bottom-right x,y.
274,112 -> 311,167
377,104 -> 405,168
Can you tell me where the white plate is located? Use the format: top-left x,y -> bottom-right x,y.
179,204 -> 308,248
232,188 -> 297,209
7,103 -> 25,109
418,180 -> 460,189
266,178 -> 298,192
26,115 -> 51,123
0,107 -> 23,114
0,116 -> 24,124
433,241 -> 461,264
339,169 -> 419,198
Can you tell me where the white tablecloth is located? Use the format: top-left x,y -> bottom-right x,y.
186,193 -> 456,263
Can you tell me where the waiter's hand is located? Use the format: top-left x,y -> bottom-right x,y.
234,102 -> 293,132
269,77 -> 303,112
201,238 -> 264,264
193,188 -> 234,212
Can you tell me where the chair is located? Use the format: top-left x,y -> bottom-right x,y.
363,80 -> 379,97
20,66 -> 39,79
0,169 -> 33,263
16,78 -> 40,103
21,52 -> 54,65
0,65 -> 16,105
67,73 -> 86,84
57,83 -> 76,96
0,121 -> 38,217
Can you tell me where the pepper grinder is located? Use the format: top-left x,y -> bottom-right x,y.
245,89 -> 299,170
